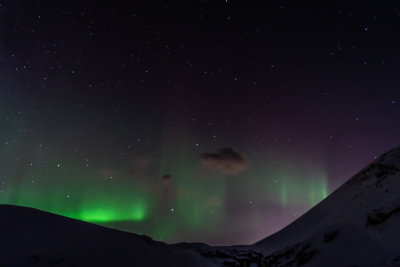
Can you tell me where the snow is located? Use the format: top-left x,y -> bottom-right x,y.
0,205 -> 217,266
193,146 -> 400,266
247,145 -> 400,266
2,146 -> 400,266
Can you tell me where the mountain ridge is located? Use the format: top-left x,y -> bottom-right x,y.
2,145 -> 400,266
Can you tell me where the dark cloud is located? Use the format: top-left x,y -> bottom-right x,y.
201,148 -> 247,175
161,174 -> 174,203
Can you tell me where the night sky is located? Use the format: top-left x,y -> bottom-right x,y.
1,1 -> 400,245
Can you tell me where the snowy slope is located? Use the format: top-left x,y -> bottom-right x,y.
252,146 -> 400,266
3,146 -> 400,266
0,204 -> 217,266
197,146 -> 400,266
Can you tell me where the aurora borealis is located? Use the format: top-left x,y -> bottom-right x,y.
1,1 -> 400,245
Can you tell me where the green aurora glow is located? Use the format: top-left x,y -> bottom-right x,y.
0,135 -> 329,243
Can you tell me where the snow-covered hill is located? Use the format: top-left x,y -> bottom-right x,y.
198,146 -> 400,266
0,204 -> 217,266
2,146 -> 400,266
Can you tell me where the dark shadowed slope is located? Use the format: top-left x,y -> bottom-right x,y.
3,146 -> 400,266
0,205 -> 216,266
